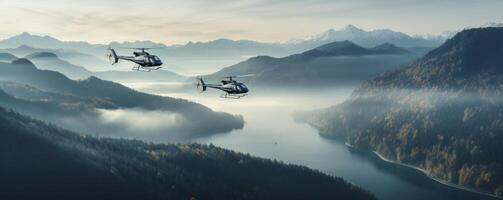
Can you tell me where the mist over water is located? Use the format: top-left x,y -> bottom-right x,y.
96,108 -> 185,139
46,108 -> 200,141
124,82 -> 497,200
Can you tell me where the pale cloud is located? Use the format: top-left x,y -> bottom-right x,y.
0,0 -> 502,44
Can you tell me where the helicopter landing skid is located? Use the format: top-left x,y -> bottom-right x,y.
132,65 -> 162,72
220,93 -> 248,99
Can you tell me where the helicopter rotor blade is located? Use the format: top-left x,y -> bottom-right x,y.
236,74 -> 256,78
223,74 -> 256,79
117,47 -> 166,50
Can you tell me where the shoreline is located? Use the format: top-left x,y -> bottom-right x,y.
344,142 -> 500,199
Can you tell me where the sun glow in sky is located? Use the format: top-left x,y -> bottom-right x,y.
1,0 -> 502,44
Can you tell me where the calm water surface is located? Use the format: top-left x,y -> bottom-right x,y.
126,83 -> 498,200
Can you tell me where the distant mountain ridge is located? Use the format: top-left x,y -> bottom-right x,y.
0,25 -> 446,59
0,45 -> 109,71
300,40 -> 409,59
25,52 -> 58,58
0,25 -> 448,75
371,43 -> 410,54
0,32 -> 99,51
0,25 -> 445,50
288,24 -> 447,48
207,40 -> 421,88
297,27 -> 503,197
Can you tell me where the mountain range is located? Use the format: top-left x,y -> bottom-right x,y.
0,45 -> 109,71
0,32 -> 432,91
205,40 -> 424,88
295,27 -> 503,197
0,25 -> 446,52
0,58 -> 241,140
0,25 -> 448,75
287,24 -> 446,49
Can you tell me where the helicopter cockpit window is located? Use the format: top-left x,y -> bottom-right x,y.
151,56 -> 160,61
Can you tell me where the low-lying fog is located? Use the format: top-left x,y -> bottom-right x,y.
116,81 -> 356,146
122,81 -> 359,164
120,81 -> 496,200
53,107 -> 215,141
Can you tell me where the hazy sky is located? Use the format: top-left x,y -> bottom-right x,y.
0,0 -> 502,44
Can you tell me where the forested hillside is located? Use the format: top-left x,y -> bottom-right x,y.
0,107 -> 376,200
296,27 -> 503,196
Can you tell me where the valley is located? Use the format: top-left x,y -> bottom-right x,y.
1,7 -> 502,198
125,83 -> 498,200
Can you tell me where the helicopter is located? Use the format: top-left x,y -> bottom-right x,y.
107,47 -> 163,72
196,75 -> 252,98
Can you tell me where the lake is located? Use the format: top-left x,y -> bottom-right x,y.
126,83 -> 498,200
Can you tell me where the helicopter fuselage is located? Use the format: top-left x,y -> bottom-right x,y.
108,48 -> 163,71
218,82 -> 249,94
203,80 -> 249,94
123,52 -> 163,67
197,77 -> 249,98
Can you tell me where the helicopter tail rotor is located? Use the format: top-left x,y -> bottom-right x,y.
196,77 -> 207,92
107,48 -> 119,65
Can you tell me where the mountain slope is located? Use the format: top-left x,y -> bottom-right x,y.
0,107 -> 140,200
24,51 -> 186,81
25,52 -> 93,79
0,107 -> 376,200
0,45 -> 109,70
299,41 -> 410,59
0,53 -> 17,62
299,40 -> 374,58
207,41 -> 420,88
0,59 -> 243,139
358,27 -> 503,90
371,43 -> 410,54
296,27 -> 503,197
0,86 -> 98,119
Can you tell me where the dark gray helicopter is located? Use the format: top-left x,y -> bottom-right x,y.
196,75 -> 252,98
108,47 -> 163,72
